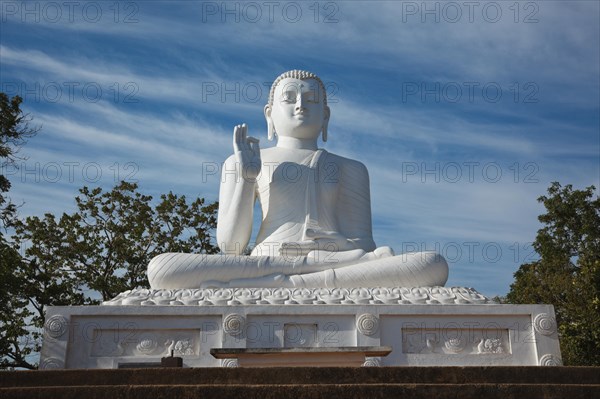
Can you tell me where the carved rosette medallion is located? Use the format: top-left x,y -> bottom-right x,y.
444,338 -> 466,354
223,313 -> 246,337
539,354 -> 562,366
221,359 -> 239,367
44,315 -> 68,339
533,313 -> 557,336
356,313 -> 379,336
136,337 -> 158,355
363,357 -> 381,367
40,357 -> 63,369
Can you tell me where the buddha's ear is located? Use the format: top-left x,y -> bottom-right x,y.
322,105 -> 330,142
264,104 -> 275,141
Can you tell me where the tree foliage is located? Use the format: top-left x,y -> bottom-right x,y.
0,241 -> 37,369
0,93 -> 39,228
506,182 -> 600,365
2,182 -> 218,369
14,182 -> 219,302
0,93 -> 40,369
15,181 -> 219,304
0,93 -> 220,369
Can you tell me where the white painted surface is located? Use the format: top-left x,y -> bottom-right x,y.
41,300 -> 561,368
148,70 -> 448,289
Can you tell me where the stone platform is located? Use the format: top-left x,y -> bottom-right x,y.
40,287 -> 562,369
2,367 -> 599,399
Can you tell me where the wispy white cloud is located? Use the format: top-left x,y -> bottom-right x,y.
1,1 -> 598,297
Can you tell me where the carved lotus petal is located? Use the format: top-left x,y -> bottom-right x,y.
347,288 -> 372,304
151,289 -> 175,304
177,289 -> 194,299
208,289 -> 233,305
290,288 -> 317,304
314,288 -> 343,303
401,288 -> 428,304
263,288 -> 290,304
233,288 -> 260,305
102,286 -> 492,307
331,288 -> 349,297
171,289 -> 186,300
430,287 -> 457,304
121,289 -> 151,305
453,287 -> 488,304
373,291 -> 400,304
180,289 -> 205,305
372,287 -> 390,296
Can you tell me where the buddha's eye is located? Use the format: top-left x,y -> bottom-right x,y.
282,89 -> 298,103
305,91 -> 318,103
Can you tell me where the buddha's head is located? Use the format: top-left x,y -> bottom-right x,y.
265,70 -> 330,142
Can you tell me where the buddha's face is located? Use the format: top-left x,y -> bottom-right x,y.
265,78 -> 330,141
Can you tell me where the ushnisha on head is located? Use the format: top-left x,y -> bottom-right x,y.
265,70 -> 330,142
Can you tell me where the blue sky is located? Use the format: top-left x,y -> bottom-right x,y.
1,1 -> 598,297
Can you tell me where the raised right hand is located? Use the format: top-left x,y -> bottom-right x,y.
233,123 -> 261,181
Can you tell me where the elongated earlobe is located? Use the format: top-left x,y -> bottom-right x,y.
264,104 -> 275,141
322,106 -> 330,142
267,122 -> 275,141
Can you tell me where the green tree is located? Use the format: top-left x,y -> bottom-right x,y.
506,182 -> 600,365
0,241 -> 38,369
0,93 -> 39,228
3,182 -> 218,369
13,181 -> 219,302
0,93 -> 40,369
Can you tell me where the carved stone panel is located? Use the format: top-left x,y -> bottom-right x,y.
402,328 -> 511,355
90,329 -> 200,357
284,323 -> 318,348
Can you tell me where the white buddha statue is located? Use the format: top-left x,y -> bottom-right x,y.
148,70 -> 448,289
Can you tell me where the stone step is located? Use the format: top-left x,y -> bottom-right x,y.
1,383 -> 599,399
1,367 -> 599,388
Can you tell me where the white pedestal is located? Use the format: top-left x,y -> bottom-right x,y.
39,287 -> 562,369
